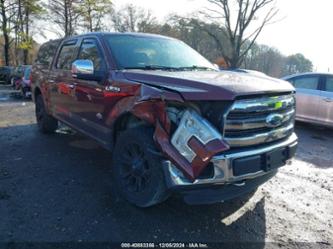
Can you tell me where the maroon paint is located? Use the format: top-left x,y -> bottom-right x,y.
154,121 -> 197,180
123,70 -> 294,101
31,33 -> 295,182
188,137 -> 230,179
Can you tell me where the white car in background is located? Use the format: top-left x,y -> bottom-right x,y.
283,72 -> 333,127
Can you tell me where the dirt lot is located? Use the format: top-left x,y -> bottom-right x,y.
0,85 -> 332,248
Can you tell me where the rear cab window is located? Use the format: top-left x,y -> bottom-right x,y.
36,39 -> 62,68
55,40 -> 78,70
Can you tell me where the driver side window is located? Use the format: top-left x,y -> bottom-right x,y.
78,39 -> 105,71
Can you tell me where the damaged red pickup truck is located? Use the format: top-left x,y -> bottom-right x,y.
31,32 -> 297,207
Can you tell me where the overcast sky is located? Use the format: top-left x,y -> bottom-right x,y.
37,0 -> 333,72
111,0 -> 333,72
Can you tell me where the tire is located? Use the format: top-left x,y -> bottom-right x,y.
35,94 -> 58,134
21,87 -> 26,98
112,127 -> 169,207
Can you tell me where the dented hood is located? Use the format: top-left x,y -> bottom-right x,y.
123,70 -> 294,101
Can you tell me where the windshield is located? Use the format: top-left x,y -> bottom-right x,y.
106,35 -> 217,71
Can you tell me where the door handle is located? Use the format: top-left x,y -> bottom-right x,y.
323,97 -> 333,103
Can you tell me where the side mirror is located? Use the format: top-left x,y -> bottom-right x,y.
72,59 -> 94,78
72,59 -> 105,82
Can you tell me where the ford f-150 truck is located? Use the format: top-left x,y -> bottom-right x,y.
31,32 -> 297,207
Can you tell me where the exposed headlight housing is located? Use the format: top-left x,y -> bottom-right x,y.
171,110 -> 223,163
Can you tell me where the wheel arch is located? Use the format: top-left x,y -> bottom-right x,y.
33,87 -> 42,102
113,112 -> 150,144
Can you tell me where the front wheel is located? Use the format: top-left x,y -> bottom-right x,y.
35,94 -> 58,134
112,127 -> 169,207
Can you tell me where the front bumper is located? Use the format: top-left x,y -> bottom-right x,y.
163,133 -> 297,192
179,170 -> 277,205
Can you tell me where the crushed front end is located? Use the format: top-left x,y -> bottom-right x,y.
161,93 -> 298,204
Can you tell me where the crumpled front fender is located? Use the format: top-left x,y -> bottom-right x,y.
106,84 -> 229,182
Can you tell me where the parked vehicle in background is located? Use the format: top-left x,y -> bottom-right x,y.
283,72 -> 333,128
0,66 -> 14,84
10,65 -> 31,88
31,32 -> 297,207
19,66 -> 32,98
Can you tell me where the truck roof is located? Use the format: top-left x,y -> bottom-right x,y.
65,32 -> 176,41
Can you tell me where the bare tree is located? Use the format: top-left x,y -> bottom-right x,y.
15,0 -> 43,64
242,43 -> 285,77
200,0 -> 278,68
43,0 -> 80,37
0,0 -> 16,65
284,53 -> 313,75
111,4 -> 157,33
77,0 -> 112,32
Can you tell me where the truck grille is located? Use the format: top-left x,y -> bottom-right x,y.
224,94 -> 295,147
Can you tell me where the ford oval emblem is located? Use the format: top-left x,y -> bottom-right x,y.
266,114 -> 284,128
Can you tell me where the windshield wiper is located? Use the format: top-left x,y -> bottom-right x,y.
123,65 -> 216,71
123,65 -> 180,71
176,65 -> 216,71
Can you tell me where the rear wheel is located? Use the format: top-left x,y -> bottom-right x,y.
112,127 -> 169,207
35,94 -> 58,133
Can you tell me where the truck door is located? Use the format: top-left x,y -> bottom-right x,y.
70,38 -> 111,144
48,39 -> 79,124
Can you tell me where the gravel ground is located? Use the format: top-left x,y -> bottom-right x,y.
0,85 -> 332,248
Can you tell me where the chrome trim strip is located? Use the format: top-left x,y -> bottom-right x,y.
225,109 -> 295,130
164,133 -> 298,188
224,123 -> 294,147
231,94 -> 295,113
223,94 -> 296,147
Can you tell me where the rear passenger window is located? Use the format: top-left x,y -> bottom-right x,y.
325,77 -> 333,92
293,76 -> 319,90
56,40 -> 77,70
78,39 -> 105,71
35,40 -> 62,67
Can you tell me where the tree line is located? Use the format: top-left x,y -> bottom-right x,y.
0,0 -> 313,77
0,0 -> 113,66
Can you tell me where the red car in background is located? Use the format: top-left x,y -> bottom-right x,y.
13,65 -> 32,98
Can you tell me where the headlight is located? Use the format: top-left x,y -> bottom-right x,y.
171,110 -> 223,163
